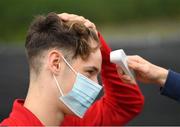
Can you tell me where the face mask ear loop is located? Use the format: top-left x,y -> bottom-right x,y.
61,56 -> 78,75
53,74 -> 64,96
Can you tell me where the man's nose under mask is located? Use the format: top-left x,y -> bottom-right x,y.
53,56 -> 102,118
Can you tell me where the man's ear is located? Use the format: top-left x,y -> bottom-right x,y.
48,49 -> 63,74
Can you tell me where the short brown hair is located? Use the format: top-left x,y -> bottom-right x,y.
25,12 -> 100,74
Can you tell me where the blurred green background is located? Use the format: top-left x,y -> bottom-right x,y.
0,0 -> 180,43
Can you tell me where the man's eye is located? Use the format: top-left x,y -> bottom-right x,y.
87,70 -> 94,75
85,70 -> 95,77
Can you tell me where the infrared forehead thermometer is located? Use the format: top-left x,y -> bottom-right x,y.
110,49 -> 135,80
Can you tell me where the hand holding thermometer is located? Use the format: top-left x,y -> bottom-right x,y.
110,49 -> 135,80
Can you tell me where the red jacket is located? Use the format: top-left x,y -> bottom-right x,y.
0,34 -> 144,126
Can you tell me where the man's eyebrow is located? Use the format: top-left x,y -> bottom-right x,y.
84,66 -> 100,73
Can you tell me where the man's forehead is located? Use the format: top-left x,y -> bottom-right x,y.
83,49 -> 102,69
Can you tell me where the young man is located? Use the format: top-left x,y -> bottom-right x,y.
0,13 -> 144,126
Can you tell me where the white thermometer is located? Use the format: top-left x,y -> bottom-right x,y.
110,49 -> 135,80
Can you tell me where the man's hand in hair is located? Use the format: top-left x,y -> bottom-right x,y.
58,13 -> 97,34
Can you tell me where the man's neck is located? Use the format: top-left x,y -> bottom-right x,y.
24,79 -> 64,126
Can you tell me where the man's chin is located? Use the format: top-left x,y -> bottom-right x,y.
58,100 -> 75,116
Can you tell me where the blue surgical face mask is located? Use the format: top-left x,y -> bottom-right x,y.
53,56 -> 102,118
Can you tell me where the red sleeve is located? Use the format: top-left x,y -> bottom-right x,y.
61,33 -> 145,126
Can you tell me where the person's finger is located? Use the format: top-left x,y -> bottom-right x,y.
116,65 -> 124,76
58,13 -> 71,21
127,55 -> 147,64
58,13 -> 79,22
58,15 -> 68,21
84,20 -> 94,28
128,60 -> 145,72
67,15 -> 86,23
121,79 -> 137,85
59,13 -> 91,26
121,75 -> 132,81
121,75 -> 137,85
84,20 -> 97,34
